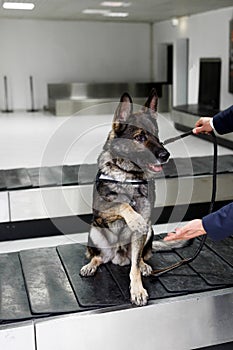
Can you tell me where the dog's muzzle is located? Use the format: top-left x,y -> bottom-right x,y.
147,148 -> 170,173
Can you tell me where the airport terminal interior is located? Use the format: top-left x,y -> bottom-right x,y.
0,1 -> 233,349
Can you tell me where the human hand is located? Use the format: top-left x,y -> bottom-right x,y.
163,219 -> 207,241
192,117 -> 213,135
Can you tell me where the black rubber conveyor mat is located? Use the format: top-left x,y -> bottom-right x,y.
191,157 -> 213,175
163,155 -> 233,178
163,158 -> 194,178
27,167 -> 57,187
0,170 -> 6,190
5,168 -> 32,189
149,252 -> 210,293
57,243 -> 127,307
61,164 -> 98,186
1,238 -> 233,324
107,250 -> 211,297
176,240 -> 233,286
0,252 -> 31,321
77,164 -> 98,185
49,166 -> 63,186
106,262 -> 180,300
0,155 -> 232,191
19,247 -> 80,314
61,165 -> 80,185
204,237 -> 233,267
214,154 -> 233,174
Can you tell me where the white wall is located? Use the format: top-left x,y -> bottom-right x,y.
153,7 -> 233,110
0,19 -> 150,110
1,7 -> 233,112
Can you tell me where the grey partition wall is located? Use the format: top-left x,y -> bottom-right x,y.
47,82 -> 171,116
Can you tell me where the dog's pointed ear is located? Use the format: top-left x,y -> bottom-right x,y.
144,88 -> 158,116
113,92 -> 133,133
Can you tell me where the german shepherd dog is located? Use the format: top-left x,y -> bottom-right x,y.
80,89 -> 170,306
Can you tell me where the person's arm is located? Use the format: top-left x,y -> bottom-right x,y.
212,105 -> 233,135
193,105 -> 233,135
164,203 -> 233,242
165,106 -> 233,242
202,202 -> 233,241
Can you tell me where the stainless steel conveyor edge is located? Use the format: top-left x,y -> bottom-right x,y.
33,287 -> 233,349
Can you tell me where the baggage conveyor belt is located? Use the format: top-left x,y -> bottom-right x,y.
1,154 -> 233,234
1,235 -> 233,324
0,154 -> 233,190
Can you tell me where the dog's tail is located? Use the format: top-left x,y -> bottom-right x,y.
152,237 -> 193,252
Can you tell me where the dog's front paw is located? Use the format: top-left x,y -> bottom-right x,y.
130,285 -> 148,306
80,263 -> 97,277
140,261 -> 152,276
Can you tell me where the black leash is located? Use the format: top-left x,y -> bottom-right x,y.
163,130 -> 194,146
151,130 -> 218,277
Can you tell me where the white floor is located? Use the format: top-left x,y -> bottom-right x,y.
0,110 -> 231,170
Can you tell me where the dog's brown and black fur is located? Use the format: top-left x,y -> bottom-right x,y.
80,89 -> 170,306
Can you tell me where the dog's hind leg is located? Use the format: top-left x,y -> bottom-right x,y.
80,255 -> 103,277
80,224 -> 117,276
80,226 -> 104,277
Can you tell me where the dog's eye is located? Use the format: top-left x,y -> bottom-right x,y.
134,133 -> 147,143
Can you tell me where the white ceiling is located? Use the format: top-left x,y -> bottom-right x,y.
0,0 -> 232,23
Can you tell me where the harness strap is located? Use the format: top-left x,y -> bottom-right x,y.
150,130 -> 218,277
98,172 -> 147,185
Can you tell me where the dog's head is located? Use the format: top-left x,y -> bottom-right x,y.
107,88 -> 170,177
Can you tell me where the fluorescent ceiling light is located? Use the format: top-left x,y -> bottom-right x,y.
101,1 -> 131,7
103,11 -> 129,17
82,9 -> 110,15
3,2 -> 35,10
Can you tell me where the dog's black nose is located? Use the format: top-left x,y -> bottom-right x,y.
158,150 -> 170,162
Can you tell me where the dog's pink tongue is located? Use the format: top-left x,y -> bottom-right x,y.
148,164 -> 163,172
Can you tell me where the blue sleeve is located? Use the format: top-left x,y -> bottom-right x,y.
202,203 -> 233,241
213,105 -> 233,135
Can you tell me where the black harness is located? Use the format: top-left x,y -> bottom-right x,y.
96,170 -> 148,186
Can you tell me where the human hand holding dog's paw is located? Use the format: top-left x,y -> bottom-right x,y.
164,219 -> 207,241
